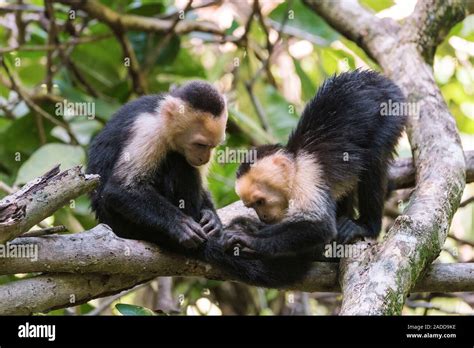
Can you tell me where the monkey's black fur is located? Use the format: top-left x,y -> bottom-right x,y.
87,81 -> 307,287
171,80 -> 225,117
232,70 -> 407,258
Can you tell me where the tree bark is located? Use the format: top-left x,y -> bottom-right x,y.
0,166 -> 99,244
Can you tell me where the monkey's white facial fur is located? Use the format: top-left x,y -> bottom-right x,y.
236,150 -> 329,224
235,152 -> 294,224
161,96 -> 227,167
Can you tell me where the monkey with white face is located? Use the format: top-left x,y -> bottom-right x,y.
88,81 -> 227,250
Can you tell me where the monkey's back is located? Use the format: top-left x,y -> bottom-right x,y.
86,95 -> 164,219
287,70 -> 407,189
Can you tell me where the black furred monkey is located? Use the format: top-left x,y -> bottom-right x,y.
227,70 -> 407,259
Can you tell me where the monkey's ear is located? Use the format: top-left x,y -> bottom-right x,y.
161,96 -> 184,118
271,153 -> 292,172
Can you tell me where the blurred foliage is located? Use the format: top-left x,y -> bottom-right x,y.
0,0 -> 473,315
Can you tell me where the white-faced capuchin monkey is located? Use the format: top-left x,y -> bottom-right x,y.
88,81 -> 310,287
225,70 -> 407,259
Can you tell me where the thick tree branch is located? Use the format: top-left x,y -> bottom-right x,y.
0,273 -> 154,315
0,166 -> 99,243
0,220 -> 473,315
389,150 -> 474,189
304,0 -> 468,315
403,0 -> 468,64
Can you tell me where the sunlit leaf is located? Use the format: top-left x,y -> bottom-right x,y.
15,144 -> 86,185
115,303 -> 156,316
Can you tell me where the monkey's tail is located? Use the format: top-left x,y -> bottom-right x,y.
200,239 -> 312,288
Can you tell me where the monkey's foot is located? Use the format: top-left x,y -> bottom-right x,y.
336,217 -> 368,244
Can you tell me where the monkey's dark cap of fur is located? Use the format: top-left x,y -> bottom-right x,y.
236,144 -> 284,178
171,80 -> 225,117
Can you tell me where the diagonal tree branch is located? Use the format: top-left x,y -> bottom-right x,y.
0,166 -> 99,244
402,0 -> 468,64
56,0 -> 224,36
304,0 -> 468,315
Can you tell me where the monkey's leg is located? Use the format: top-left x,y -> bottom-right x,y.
336,193 -> 356,218
356,157 -> 387,238
103,182 -> 208,248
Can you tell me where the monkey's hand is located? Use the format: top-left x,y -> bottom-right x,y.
220,230 -> 260,259
200,209 -> 222,237
176,216 -> 208,249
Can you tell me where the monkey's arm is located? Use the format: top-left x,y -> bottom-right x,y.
222,218 -> 336,258
199,191 -> 222,235
102,182 -> 208,248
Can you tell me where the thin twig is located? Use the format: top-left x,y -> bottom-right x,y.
244,81 -> 270,130
459,196 -> 474,207
244,0 -> 293,131
158,0 -> 222,19
448,234 -> 474,247
22,225 -> 68,237
0,34 -> 112,54
44,0 -> 57,93
0,181 -> 15,195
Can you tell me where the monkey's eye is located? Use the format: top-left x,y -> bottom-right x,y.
255,199 -> 265,207
195,143 -> 208,148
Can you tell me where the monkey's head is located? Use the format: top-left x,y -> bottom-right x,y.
235,145 -> 294,224
161,81 -> 227,167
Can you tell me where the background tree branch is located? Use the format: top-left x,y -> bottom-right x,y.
57,0 -> 224,36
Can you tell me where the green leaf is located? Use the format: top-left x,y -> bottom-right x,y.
129,32 -> 181,67
0,114 -> 55,176
115,303 -> 156,316
293,58 -> 316,101
269,1 -> 339,43
70,38 -> 125,93
359,0 -> 394,12
126,1 -> 166,16
70,120 -> 103,146
228,107 -> 276,144
208,158 -> 239,208
258,85 -> 299,142
158,47 -> 207,79
15,144 -> 85,185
